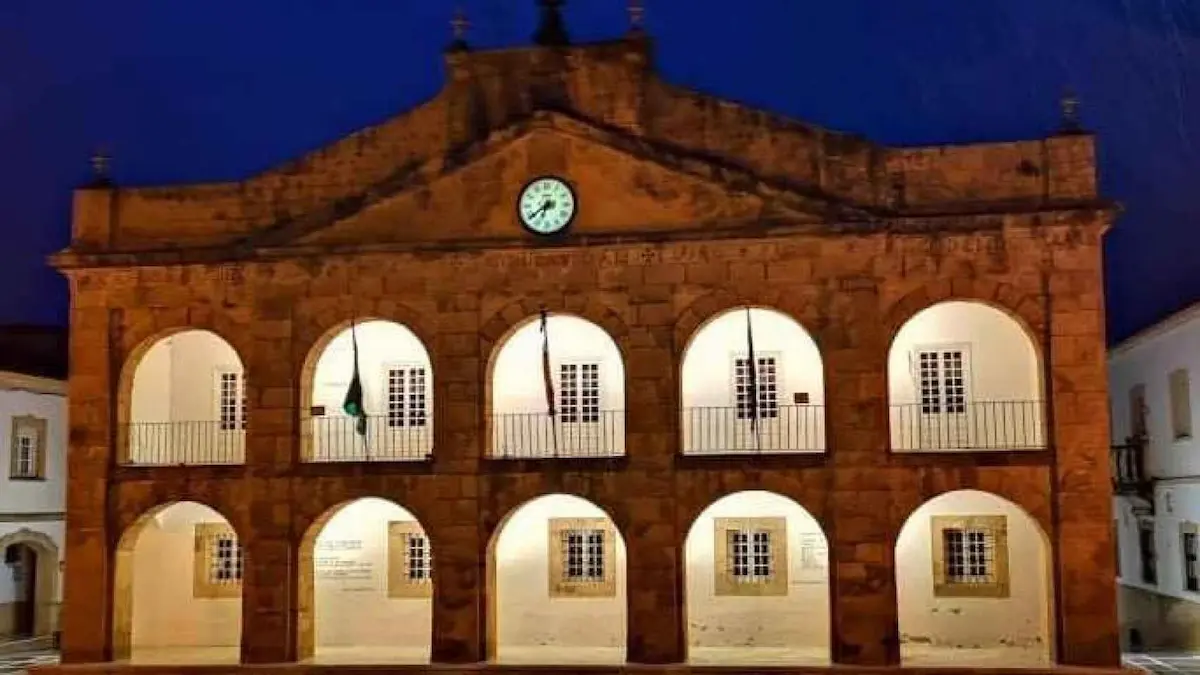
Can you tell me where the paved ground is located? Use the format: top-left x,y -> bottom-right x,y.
0,650 -> 58,674
1124,654 -> 1200,673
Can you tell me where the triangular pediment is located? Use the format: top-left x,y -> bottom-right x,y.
246,112 -> 874,250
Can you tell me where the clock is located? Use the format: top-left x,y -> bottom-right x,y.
518,176 -> 577,235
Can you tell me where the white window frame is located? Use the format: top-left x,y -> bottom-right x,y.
942,526 -> 995,584
12,432 -> 36,479
208,531 -> 244,585
728,527 -> 774,583
561,527 -> 606,582
382,362 -> 429,429
405,532 -> 433,583
214,369 -> 247,432
557,359 -> 602,425
730,351 -> 782,421
913,343 -> 972,415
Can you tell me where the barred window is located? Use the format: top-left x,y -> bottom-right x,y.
209,533 -> 244,585
406,533 -> 432,583
734,355 -> 779,420
942,527 -> 994,585
918,349 -> 967,415
559,363 -> 600,424
562,528 -> 605,582
1139,520 -> 1157,585
1184,531 -> 1199,592
12,433 -> 36,478
218,372 -> 247,431
386,367 -> 428,428
729,528 -> 773,582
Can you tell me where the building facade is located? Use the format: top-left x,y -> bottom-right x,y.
51,8 -> 1119,673
1111,302 -> 1200,651
0,328 -> 68,646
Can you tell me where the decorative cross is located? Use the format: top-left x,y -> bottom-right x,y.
628,0 -> 645,29
90,148 -> 111,183
1060,87 -> 1081,132
451,6 -> 469,42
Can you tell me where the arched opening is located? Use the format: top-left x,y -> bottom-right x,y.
112,502 -> 242,664
0,529 -> 59,640
684,491 -> 829,665
297,498 -> 432,664
887,301 -> 1045,452
680,307 -> 825,455
488,314 -> 625,459
302,320 -> 433,462
895,489 -> 1054,667
486,494 -> 626,664
124,329 -> 246,465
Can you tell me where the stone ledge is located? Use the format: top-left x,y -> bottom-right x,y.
32,665 -> 1135,675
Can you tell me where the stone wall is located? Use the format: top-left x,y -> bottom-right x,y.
56,217 -> 1118,667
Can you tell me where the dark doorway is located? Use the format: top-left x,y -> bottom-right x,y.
5,544 -> 37,637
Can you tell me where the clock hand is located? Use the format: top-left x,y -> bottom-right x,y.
531,200 -> 552,219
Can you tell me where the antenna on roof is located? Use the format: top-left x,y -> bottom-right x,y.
448,6 -> 470,51
1059,86 -> 1083,134
89,147 -> 112,187
628,0 -> 645,33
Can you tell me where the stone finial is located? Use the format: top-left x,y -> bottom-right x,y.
89,147 -> 112,187
533,0 -> 569,46
628,0 -> 645,31
1060,86 -> 1082,133
448,6 -> 470,51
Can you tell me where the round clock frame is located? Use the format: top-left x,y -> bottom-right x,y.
516,175 -> 578,236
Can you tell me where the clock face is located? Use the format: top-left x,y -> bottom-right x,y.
518,176 -> 577,235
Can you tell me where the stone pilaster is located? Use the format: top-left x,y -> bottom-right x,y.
59,302 -> 117,663
822,288 -> 899,666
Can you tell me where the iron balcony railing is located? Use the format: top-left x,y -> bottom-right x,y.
122,421 -> 245,466
1111,435 -> 1150,494
490,410 -> 625,459
303,414 -> 433,462
681,405 -> 826,455
890,400 -> 1046,451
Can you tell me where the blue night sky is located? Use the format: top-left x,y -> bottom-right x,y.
0,0 -> 1197,343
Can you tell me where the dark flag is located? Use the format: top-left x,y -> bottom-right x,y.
745,308 -> 761,447
343,321 -> 368,437
540,309 -> 560,456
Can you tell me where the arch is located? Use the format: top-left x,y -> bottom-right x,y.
479,297 -> 634,359
894,489 -> 1054,667
883,280 -> 1044,346
119,328 -> 248,465
0,528 -> 59,638
674,290 -> 829,357
886,299 -> 1046,452
683,491 -> 830,665
296,497 -> 433,664
299,319 -> 434,462
112,501 -> 242,665
486,311 -> 627,459
486,493 -> 627,664
679,306 -> 826,455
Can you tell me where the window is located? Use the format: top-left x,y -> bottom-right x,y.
549,518 -> 615,597
385,366 -> 428,428
1138,519 -> 1157,585
931,515 -> 1009,598
562,528 -> 605,582
193,523 -> 243,599
387,521 -> 432,598
729,528 -> 773,582
714,517 -> 788,596
1183,527 -> 1199,592
917,348 -> 968,414
1171,369 -> 1192,440
1130,384 -> 1148,438
218,371 -> 247,431
559,362 -> 600,424
734,354 -> 779,420
8,416 -> 46,480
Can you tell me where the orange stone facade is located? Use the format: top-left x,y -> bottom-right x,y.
51,30 -> 1119,670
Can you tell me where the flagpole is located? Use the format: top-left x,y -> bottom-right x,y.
540,308 -> 560,458
746,308 -> 762,454
344,318 -> 370,458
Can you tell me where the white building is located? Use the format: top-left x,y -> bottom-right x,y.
1111,302 -> 1200,651
0,325 -> 68,648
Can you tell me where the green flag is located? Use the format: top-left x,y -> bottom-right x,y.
343,321 -> 367,436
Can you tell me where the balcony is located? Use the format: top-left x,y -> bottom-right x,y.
122,421 -> 245,466
889,400 -> 1046,452
490,410 -> 625,459
303,415 -> 433,462
1111,435 -> 1150,496
681,405 -> 825,455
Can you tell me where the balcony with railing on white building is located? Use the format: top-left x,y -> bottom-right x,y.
886,301 -> 1047,453
488,313 -> 625,460
122,329 -> 247,466
680,307 -> 826,456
